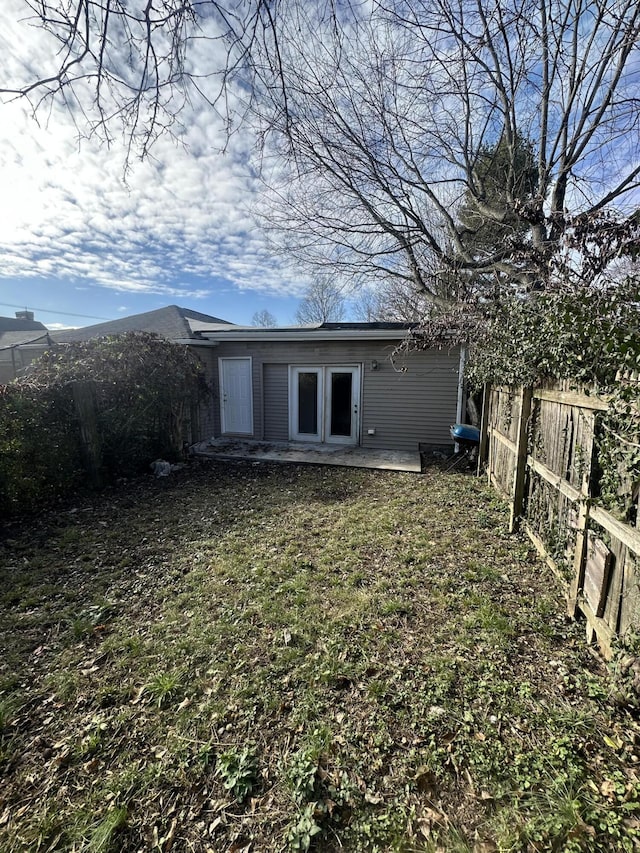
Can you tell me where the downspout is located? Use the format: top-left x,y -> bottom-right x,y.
455,345 -> 467,453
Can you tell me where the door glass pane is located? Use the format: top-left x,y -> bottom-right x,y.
330,372 -> 352,436
298,372 -> 318,434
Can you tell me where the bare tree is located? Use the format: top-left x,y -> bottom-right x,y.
295,277 -> 345,324
353,282 -> 429,323
251,309 -> 277,327
1,0 -> 284,158
4,0 -> 640,302
257,0 -> 640,303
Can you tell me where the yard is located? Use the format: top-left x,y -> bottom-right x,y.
0,460 -> 639,852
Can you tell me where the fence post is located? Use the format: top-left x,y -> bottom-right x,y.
477,383 -> 490,477
487,387 -> 495,487
567,410 -> 596,618
71,379 -> 104,489
509,386 -> 532,533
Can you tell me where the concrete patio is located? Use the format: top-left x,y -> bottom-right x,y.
192,438 -> 422,472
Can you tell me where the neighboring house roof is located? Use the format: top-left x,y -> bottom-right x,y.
185,320 -> 416,345
0,316 -> 51,353
0,330 -> 52,349
50,305 -> 233,343
0,327 -> 53,384
0,316 -> 47,333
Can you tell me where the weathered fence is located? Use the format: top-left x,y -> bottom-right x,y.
479,377 -> 640,658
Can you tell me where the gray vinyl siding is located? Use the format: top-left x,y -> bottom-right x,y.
263,363 -> 289,441
198,339 -> 460,451
361,349 -> 459,449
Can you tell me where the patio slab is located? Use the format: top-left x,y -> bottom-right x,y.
192,438 -> 422,472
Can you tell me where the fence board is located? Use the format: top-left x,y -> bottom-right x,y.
487,427 -> 517,454
510,387 -> 532,533
479,379 -> 638,658
590,506 -> 640,555
533,388 -> 609,410
621,556 -> 640,637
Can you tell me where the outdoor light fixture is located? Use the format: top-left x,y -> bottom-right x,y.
371,359 -> 378,370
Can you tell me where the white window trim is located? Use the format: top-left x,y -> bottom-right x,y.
288,364 -> 361,445
288,366 -> 323,441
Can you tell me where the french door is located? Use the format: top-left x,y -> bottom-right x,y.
289,365 -> 360,445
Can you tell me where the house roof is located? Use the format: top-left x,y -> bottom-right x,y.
49,305 -> 232,343
185,320 -> 416,345
0,316 -> 47,333
0,330 -> 52,351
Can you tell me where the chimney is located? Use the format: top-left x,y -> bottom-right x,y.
15,310 -> 34,322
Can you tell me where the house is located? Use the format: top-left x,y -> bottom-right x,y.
0,312 -> 53,384
182,322 -> 463,453
0,305 -> 233,384
2,305 -> 463,453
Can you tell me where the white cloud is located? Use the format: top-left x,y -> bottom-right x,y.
0,0 -> 305,300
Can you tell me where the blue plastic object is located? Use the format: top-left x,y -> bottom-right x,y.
450,423 -> 480,444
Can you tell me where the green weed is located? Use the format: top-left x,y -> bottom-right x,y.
287,803 -> 323,851
85,806 -> 128,853
146,670 -> 184,708
216,745 -> 258,802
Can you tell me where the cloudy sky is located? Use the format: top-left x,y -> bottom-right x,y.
0,0 -> 306,329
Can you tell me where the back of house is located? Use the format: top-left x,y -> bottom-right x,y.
186,322 -> 463,453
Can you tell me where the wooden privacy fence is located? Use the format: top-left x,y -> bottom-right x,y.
478,378 -> 640,659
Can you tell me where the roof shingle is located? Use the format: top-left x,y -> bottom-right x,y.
49,305 -> 232,343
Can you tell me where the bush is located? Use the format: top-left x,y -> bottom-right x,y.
0,333 -> 207,516
0,384 -> 81,514
466,275 -> 640,390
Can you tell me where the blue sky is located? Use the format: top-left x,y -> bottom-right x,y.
0,1 -> 309,329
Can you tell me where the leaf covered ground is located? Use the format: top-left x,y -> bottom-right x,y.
1,460 -> 639,852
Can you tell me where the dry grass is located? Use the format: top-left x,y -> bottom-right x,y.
0,459 -> 639,852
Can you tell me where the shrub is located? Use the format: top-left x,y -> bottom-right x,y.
466,275 -> 640,390
0,333 -> 207,515
0,383 -> 81,514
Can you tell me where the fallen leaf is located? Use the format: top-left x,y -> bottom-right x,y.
414,767 -> 438,797
600,779 -> 617,799
131,685 -> 146,704
473,841 -> 498,852
364,790 -> 384,805
209,816 -> 223,834
160,818 -> 177,852
604,734 -> 623,751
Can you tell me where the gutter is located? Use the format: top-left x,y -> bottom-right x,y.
174,338 -> 220,347
189,329 -> 412,344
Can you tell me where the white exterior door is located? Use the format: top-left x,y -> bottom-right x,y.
219,357 -> 253,435
324,366 -> 360,445
289,365 -> 360,445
